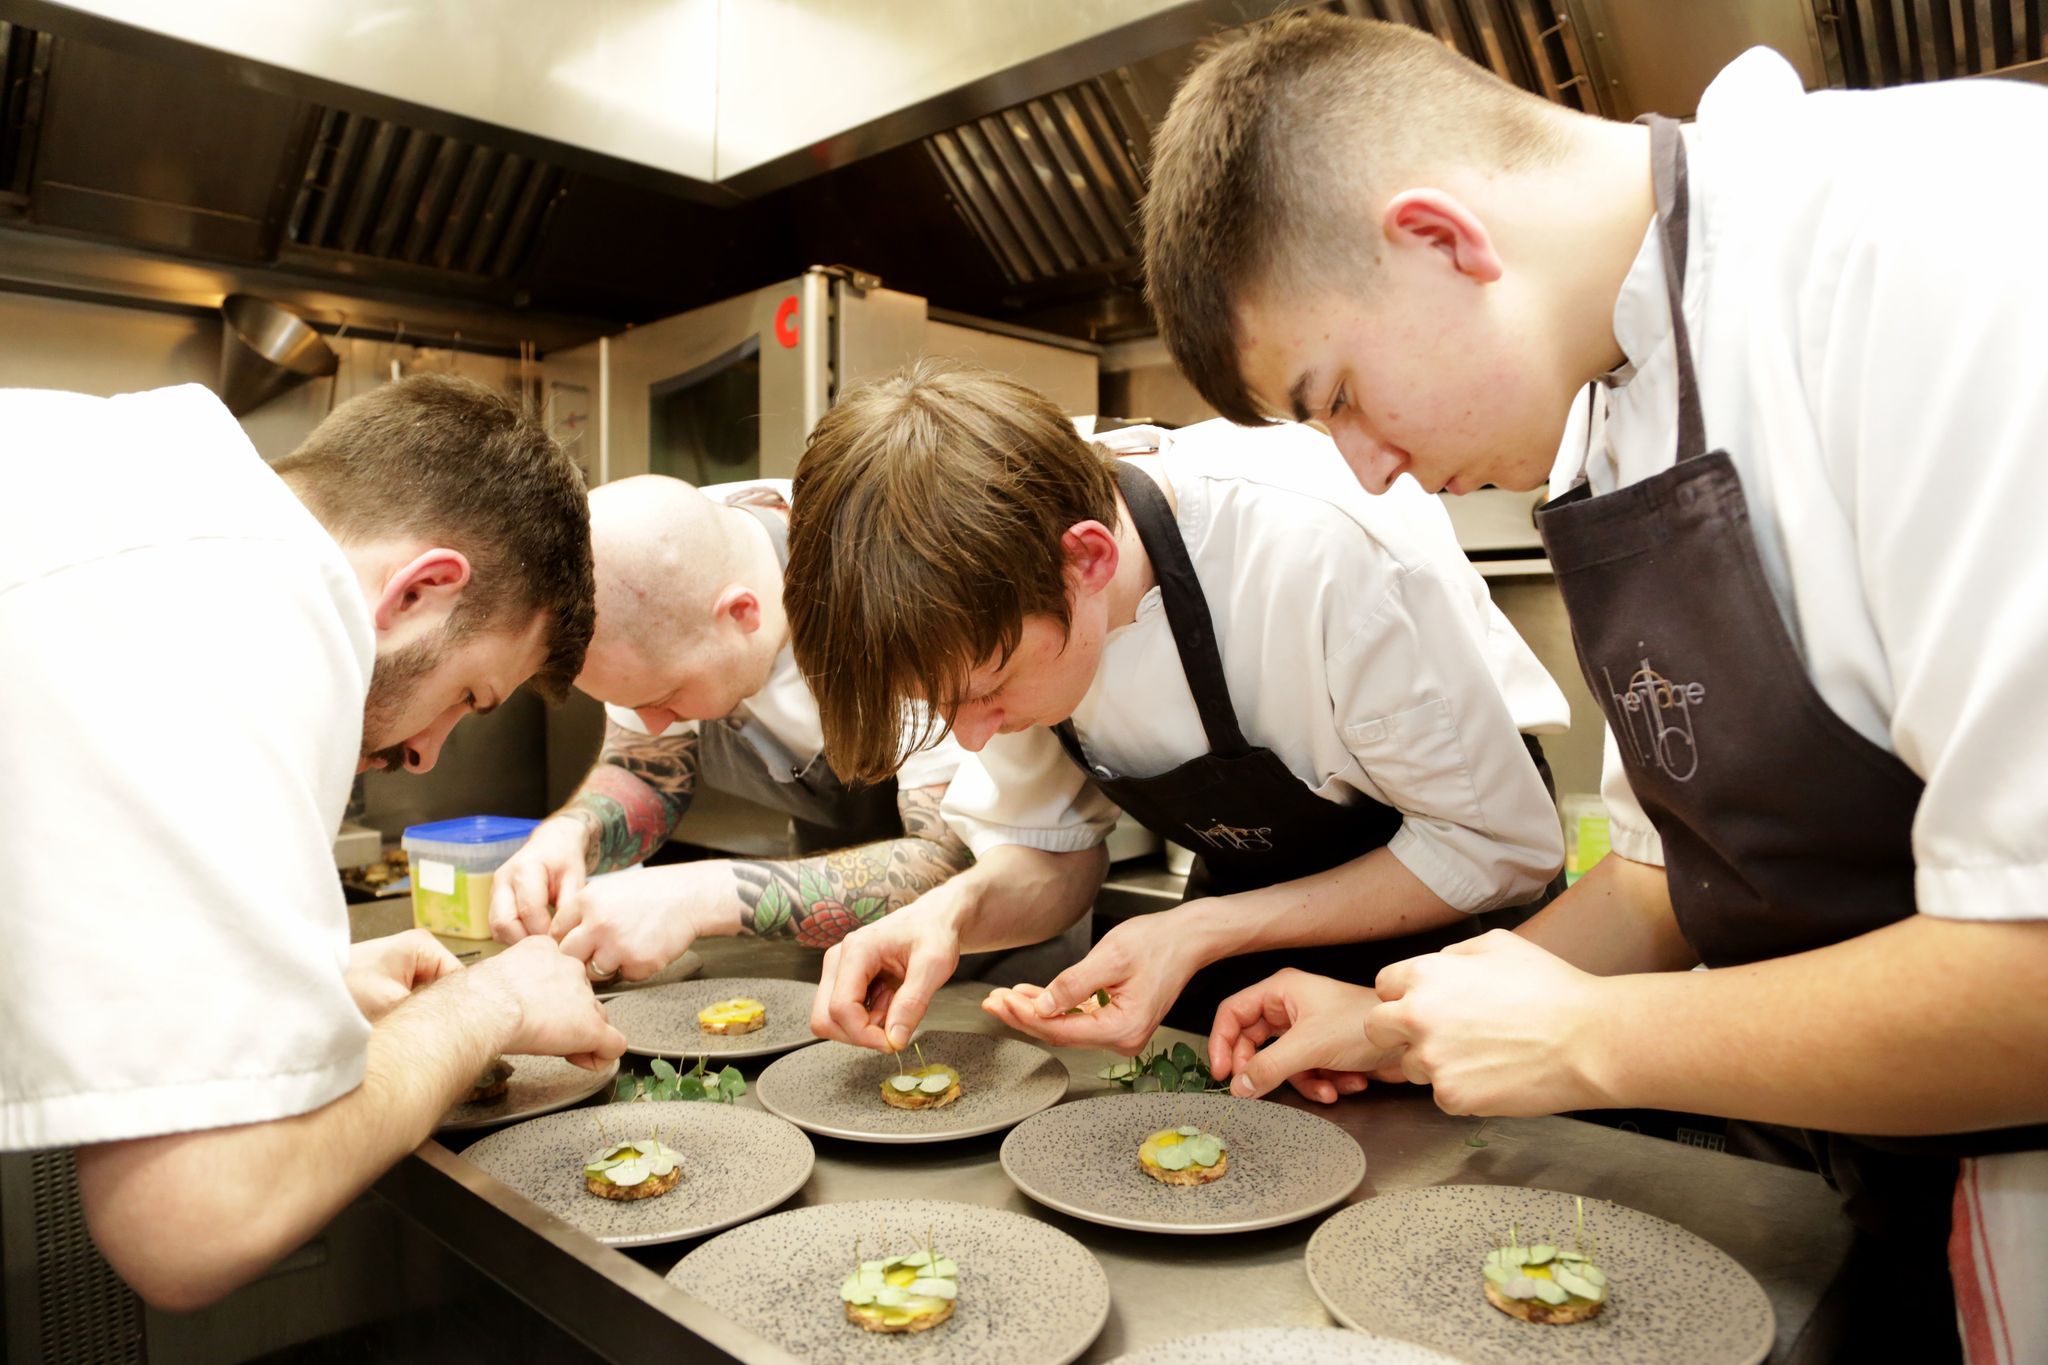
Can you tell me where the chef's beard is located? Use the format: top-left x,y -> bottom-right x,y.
358,631 -> 445,772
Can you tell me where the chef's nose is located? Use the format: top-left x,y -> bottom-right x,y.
403,707 -> 465,775
951,705 -> 1002,752
1330,425 -> 1405,495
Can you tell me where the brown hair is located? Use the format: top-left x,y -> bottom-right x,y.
273,372 -> 595,701
786,361 -> 1116,782
1143,11 -> 1570,425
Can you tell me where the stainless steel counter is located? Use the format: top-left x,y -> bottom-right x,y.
387,935 -> 1857,1363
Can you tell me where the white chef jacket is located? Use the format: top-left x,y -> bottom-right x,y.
944,418 -> 1570,914
1552,49 -> 2048,926
604,479 -> 963,794
0,385 -> 374,1149
1551,56 -> 2048,1359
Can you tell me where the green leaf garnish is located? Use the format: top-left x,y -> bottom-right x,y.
612,1054 -> 745,1105
1098,1038 -> 1226,1093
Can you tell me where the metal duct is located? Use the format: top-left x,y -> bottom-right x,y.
218,293 -> 339,416
926,75 -> 1151,288
924,0 -> 1597,288
286,108 -> 569,281
1336,0 -> 1599,109
1816,0 -> 2045,86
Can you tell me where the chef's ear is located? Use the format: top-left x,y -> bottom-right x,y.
712,584 -> 762,635
372,548 -> 471,634
1060,520 -> 1120,597
1383,188 -> 1503,284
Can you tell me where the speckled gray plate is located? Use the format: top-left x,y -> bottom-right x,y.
437,1054 -> 619,1132
605,977 -> 820,1061
753,1031 -> 1068,1143
1000,1091 -> 1364,1234
1107,1327 -> 1464,1364
593,948 -> 702,997
460,1100 -> 813,1248
1305,1186 -> 1775,1365
666,1198 -> 1108,1364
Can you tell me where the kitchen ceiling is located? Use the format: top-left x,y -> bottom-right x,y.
1,1 -> 2041,352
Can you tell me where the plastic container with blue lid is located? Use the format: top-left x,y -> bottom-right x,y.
403,815 -> 540,939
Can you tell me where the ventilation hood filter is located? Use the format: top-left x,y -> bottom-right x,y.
218,293 -> 339,416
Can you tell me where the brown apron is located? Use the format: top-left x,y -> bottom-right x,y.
1057,461 -> 1552,1031
1535,113 -> 2044,1356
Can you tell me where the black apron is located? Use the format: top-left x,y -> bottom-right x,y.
1056,461 -> 1552,1031
695,503 -> 902,855
1535,114 -> 2043,1356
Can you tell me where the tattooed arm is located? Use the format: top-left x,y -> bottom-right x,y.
563,718 -> 702,872
732,784 -> 974,947
488,719 -> 701,943
543,783 -> 976,978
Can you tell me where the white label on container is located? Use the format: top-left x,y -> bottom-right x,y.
417,858 -> 456,895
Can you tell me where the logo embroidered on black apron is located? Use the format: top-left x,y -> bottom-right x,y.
1183,820 -> 1275,853
1604,658 -> 1706,781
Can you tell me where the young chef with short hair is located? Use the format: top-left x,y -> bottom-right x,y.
0,375 -> 625,1309
1141,12 -> 2048,1358
781,361 -> 1569,1088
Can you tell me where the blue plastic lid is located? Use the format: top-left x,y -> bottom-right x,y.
403,815 -> 541,845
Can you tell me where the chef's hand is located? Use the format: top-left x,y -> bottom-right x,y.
345,929 -> 464,1023
468,936 -> 627,1070
811,890 -> 963,1052
1207,968 -> 1393,1101
488,815 -> 593,944
552,864 -> 730,982
979,914 -> 1202,1054
1370,929 -> 1607,1116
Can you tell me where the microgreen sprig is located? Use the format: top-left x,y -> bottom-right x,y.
1098,1038 -> 1225,1093
614,1054 -> 745,1104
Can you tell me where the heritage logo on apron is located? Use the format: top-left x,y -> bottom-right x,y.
1604,659 -> 1706,782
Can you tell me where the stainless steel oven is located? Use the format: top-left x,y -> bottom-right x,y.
546,266 -> 1097,488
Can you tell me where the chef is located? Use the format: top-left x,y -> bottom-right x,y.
1140,12 -> 2048,1359
0,375 -> 624,1310
780,361 -> 1569,1085
490,474 -> 971,979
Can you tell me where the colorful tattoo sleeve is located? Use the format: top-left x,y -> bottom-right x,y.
732,784 -> 973,947
561,721 -> 702,873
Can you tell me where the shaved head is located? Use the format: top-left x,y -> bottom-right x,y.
579,475 -> 773,714
588,476 -> 733,650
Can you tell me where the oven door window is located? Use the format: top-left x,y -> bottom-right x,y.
649,336 -> 762,484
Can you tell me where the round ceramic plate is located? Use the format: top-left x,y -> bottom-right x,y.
1000,1091 -> 1364,1235
605,977 -> 821,1061
1107,1327 -> 1463,1365
593,948 -> 703,997
1305,1186 -> 1776,1365
437,1054 -> 619,1132
460,1100 -> 814,1248
753,1031 -> 1068,1143
667,1198 -> 1109,1364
